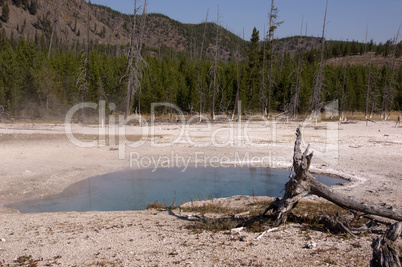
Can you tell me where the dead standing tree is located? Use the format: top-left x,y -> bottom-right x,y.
76,4 -> 91,122
232,44 -> 242,122
338,66 -> 347,122
125,0 -> 148,120
311,0 -> 328,121
197,10 -> 209,122
369,61 -> 381,118
210,6 -> 220,121
261,25 -> 267,119
381,24 -> 401,121
289,17 -> 305,119
266,0 -> 282,118
365,25 -> 373,120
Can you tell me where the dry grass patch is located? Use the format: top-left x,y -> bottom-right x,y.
146,201 -> 173,210
180,199 -> 371,235
181,203 -> 250,215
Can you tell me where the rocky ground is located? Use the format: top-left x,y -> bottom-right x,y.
0,119 -> 401,266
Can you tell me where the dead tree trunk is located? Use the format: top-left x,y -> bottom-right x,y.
263,128 -> 402,226
125,0 -> 137,118
338,67 -> 347,122
261,28 -> 267,119
370,62 -> 380,118
365,25 -> 372,119
136,0 -> 148,118
290,18 -> 304,119
366,55 -> 373,119
267,0 -> 282,118
211,6 -> 220,121
311,0 -> 328,116
232,47 -> 241,122
125,0 -> 147,119
79,6 -> 90,122
370,222 -> 401,267
198,10 -> 209,122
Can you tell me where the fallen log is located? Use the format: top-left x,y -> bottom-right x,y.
263,128 -> 402,226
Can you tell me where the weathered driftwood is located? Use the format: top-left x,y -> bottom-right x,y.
316,213 -> 381,236
370,222 -> 401,267
263,128 -> 402,226
318,214 -> 356,237
255,227 -> 279,240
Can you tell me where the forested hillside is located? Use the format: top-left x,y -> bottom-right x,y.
0,0 -> 401,120
0,0 -> 247,61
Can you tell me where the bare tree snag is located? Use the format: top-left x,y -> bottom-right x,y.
261,24 -> 267,119
125,0 -> 138,118
198,9 -> 209,122
370,222 -> 401,267
211,6 -> 220,121
289,18 -> 304,119
311,0 -> 328,114
266,0 -> 282,118
263,128 -> 402,226
76,4 -> 91,122
125,0 -> 147,119
232,52 -> 241,122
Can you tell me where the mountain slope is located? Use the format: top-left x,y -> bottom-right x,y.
0,0 -> 248,60
0,0 -> 399,65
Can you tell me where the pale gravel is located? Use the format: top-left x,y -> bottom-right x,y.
0,120 -> 401,266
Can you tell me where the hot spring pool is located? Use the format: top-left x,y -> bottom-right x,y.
6,167 -> 346,213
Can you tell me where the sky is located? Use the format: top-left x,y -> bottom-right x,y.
90,0 -> 402,44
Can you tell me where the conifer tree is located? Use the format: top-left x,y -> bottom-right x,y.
247,27 -> 261,111
12,0 -> 21,7
22,0 -> 28,10
29,0 -> 37,15
1,3 -> 9,22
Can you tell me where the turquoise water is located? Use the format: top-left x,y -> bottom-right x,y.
6,167 -> 346,213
